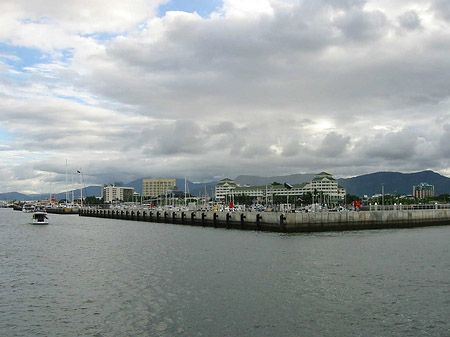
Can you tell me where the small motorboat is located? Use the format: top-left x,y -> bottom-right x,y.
32,211 -> 49,225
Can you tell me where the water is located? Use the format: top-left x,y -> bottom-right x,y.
1,208 -> 449,336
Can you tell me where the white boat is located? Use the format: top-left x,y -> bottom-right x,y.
22,204 -> 35,213
32,211 -> 49,225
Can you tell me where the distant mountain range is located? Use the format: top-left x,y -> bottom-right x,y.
338,170 -> 450,197
234,173 -> 316,186
234,170 -> 450,197
2,170 -> 449,201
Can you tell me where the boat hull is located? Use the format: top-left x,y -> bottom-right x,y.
32,220 -> 49,225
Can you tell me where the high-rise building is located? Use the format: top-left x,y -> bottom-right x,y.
102,184 -> 135,203
142,179 -> 176,198
413,182 -> 435,199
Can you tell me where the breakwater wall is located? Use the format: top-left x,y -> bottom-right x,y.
47,208 -> 79,214
79,208 -> 450,232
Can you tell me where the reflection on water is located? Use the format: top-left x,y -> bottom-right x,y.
1,208 -> 449,336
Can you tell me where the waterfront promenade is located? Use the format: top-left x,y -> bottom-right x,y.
79,205 -> 450,232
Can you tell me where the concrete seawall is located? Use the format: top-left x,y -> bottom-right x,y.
79,208 -> 450,232
47,208 -> 79,214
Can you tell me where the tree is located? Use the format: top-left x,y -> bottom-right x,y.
84,196 -> 104,205
346,194 -> 361,204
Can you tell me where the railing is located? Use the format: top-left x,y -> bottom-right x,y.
367,203 -> 450,211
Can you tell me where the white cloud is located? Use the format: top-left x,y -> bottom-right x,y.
1,0 -> 450,193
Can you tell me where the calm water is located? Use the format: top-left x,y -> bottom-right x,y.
1,208 -> 449,337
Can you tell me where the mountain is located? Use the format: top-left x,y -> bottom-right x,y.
338,170 -> 450,196
0,185 -> 102,202
231,170 -> 450,197
234,173 -> 316,186
0,191 -> 31,201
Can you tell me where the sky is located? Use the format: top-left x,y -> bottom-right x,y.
1,0 -> 450,194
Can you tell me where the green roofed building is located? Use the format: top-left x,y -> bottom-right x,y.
215,173 -> 346,202
413,182 -> 435,199
215,178 -> 238,200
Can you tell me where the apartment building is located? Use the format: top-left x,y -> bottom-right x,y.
102,184 -> 135,203
413,182 -> 435,199
142,178 -> 176,198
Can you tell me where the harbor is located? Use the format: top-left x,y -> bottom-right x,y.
79,205 -> 450,232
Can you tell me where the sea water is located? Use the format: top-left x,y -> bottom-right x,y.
1,208 -> 449,336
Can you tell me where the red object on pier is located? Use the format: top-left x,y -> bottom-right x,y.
229,202 -> 234,209
354,201 -> 361,208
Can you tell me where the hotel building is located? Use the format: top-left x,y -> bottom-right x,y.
142,178 -> 176,198
215,172 -> 346,202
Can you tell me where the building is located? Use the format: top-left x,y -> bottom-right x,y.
413,182 -> 435,199
214,178 -> 238,200
142,178 -> 176,198
215,172 -> 346,202
304,172 -> 346,199
102,184 -> 135,203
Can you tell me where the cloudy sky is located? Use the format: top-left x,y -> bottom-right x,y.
1,0 -> 450,194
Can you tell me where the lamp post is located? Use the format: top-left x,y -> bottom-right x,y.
381,183 -> 385,210
77,169 -> 84,207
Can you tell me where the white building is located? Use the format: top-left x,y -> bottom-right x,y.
215,172 -> 346,202
214,178 -> 238,200
102,184 -> 135,203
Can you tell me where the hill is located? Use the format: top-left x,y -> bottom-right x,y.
0,191 -> 31,201
234,173 -> 316,186
338,170 -> 450,196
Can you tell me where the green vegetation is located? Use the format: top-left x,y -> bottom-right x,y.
84,196 -> 104,205
369,193 -> 450,205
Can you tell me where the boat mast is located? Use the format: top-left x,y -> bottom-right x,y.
71,173 -> 74,203
77,169 -> 83,207
184,177 -> 187,207
65,159 -> 68,203
49,171 -> 52,203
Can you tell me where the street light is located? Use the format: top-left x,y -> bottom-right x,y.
381,183 -> 385,210
77,169 -> 84,207
284,183 -> 293,206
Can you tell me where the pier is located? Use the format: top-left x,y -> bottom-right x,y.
79,207 -> 450,232
46,207 -> 79,214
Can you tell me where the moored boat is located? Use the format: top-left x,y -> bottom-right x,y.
22,204 -> 35,213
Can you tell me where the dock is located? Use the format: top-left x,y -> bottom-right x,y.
79,207 -> 450,232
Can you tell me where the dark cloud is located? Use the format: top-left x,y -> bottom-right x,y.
317,132 -> 350,157
151,120 -> 206,155
334,8 -> 388,41
432,0 -> 450,22
363,130 -> 418,161
398,10 -> 422,30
